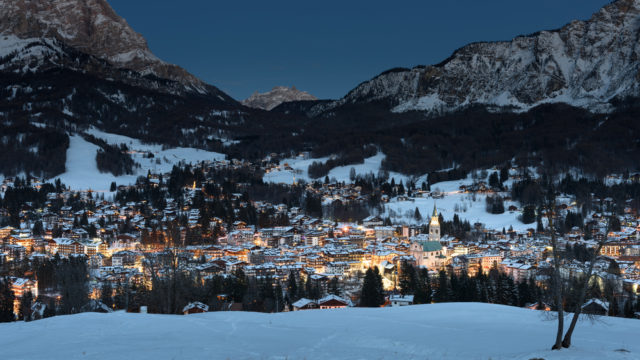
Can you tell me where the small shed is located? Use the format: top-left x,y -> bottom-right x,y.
183,301 -> 209,315
389,294 -> 414,307
292,298 -> 317,311
581,299 -> 609,315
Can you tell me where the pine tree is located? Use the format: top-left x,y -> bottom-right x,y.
286,270 -> 298,302
418,268 -> 432,304
434,270 -> 450,303
413,207 -> 422,222
373,267 -> 385,306
44,298 -> 56,318
623,296 -> 635,318
101,282 -> 114,309
327,278 -> 340,295
19,291 -> 33,321
360,268 -> 384,307
517,281 -> 532,307
0,278 -> 15,322
274,284 -> 284,312
398,262 -> 417,295
489,172 -> 500,189
295,275 -> 306,300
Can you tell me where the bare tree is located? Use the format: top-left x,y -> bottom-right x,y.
561,221 -> 611,348
546,193 -> 564,350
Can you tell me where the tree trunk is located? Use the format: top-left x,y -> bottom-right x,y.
562,241 -> 605,348
548,201 -> 564,350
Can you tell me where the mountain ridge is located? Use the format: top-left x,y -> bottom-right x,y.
242,86 -> 318,111
0,0 -> 222,95
309,0 -> 640,116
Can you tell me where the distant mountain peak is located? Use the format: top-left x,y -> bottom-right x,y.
311,0 -> 640,116
0,0 -> 206,91
242,86 -> 317,111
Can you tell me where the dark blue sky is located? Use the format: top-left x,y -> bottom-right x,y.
108,0 -> 609,100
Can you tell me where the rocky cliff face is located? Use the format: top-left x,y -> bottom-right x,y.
0,0 -> 212,93
242,86 -> 317,111
313,0 -> 640,116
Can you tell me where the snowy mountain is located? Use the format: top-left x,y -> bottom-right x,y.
311,0 -> 640,116
0,0 -> 208,92
1,303 -> 638,359
0,0 -> 250,178
242,86 -> 318,111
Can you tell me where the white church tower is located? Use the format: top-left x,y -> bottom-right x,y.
429,203 -> 440,242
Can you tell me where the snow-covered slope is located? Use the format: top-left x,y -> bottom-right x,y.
242,86 -> 318,111
313,0 -> 640,116
1,303 -> 638,359
263,153 -> 410,185
51,130 -> 224,192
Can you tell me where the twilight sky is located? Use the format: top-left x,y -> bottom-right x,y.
108,0 -> 609,100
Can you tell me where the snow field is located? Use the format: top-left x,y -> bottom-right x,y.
50,129 -> 225,192
0,303 -> 637,360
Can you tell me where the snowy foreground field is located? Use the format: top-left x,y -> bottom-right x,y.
1,303 -> 638,360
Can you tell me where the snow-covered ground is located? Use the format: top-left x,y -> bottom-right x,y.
1,303 -> 637,359
383,172 -> 531,231
264,153 -> 411,185
50,129 -> 225,192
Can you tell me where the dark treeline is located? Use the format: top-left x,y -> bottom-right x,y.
307,145 -> 377,179
83,134 -> 137,176
23,255 -> 90,319
0,123 -> 69,178
0,177 -> 64,227
439,213 -> 472,239
115,164 -> 308,238
485,195 -> 505,214
510,173 -> 640,233
399,262 -> 541,308
235,101 -> 640,178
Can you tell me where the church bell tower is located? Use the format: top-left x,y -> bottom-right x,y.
429,203 -> 440,242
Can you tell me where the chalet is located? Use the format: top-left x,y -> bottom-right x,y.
316,294 -> 352,309
389,294 -> 414,307
292,298 -> 317,311
51,237 -> 84,256
581,298 -> 609,315
362,215 -> 383,228
374,226 -> 395,240
112,250 -> 138,267
183,301 -> 209,315
0,225 -> 14,239
81,300 -> 113,313
11,277 -> 38,299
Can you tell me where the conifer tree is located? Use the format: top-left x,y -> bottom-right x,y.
0,278 -> 15,322
434,270 -> 450,303
286,270 -> 298,302
373,267 -> 385,306
19,291 -> 33,321
360,268 -> 384,307
101,282 -> 114,309
418,268 -> 432,304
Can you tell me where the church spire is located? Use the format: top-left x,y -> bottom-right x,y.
429,202 -> 440,242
